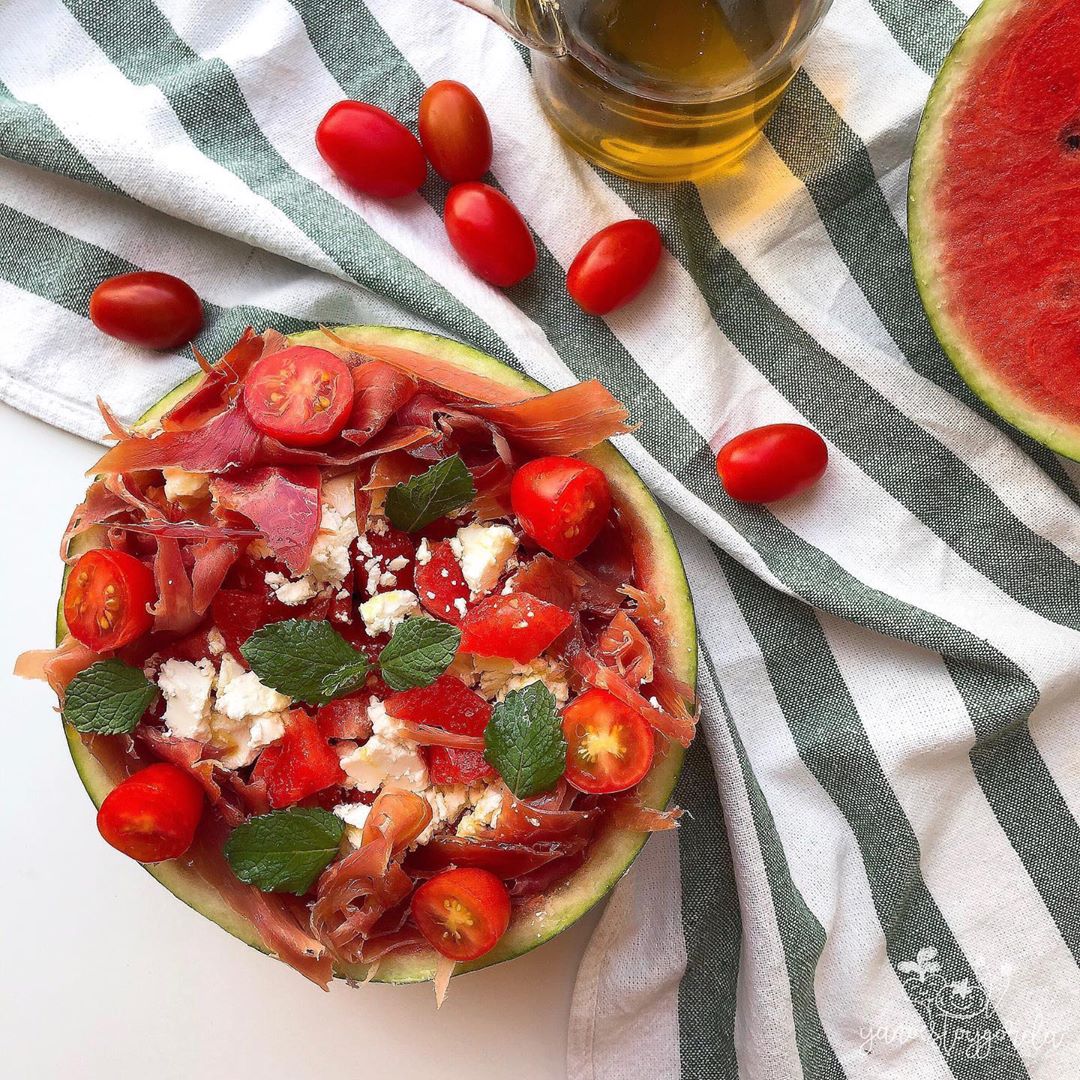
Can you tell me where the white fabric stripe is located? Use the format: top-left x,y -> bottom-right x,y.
677,523 -> 952,1079
820,615 -> 1080,1077
566,832 -> 685,1080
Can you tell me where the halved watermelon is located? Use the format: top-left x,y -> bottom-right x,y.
909,0 -> 1080,460
57,325 -> 697,984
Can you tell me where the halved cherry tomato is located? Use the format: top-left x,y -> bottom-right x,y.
410,867 -> 512,962
362,789 -> 432,853
252,711 -> 343,808
458,593 -> 573,663
562,689 -> 654,794
89,271 -> 204,351
443,182 -> 537,288
243,346 -> 355,447
419,80 -> 493,183
511,456 -> 612,560
415,540 -> 470,623
566,220 -> 662,316
716,423 -> 828,503
315,100 -> 426,198
63,549 -> 156,651
385,675 -> 494,785
96,763 -> 205,862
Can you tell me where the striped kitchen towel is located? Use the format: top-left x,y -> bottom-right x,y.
3,1 -> 1079,1078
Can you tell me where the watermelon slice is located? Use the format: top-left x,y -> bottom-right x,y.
909,0 -> 1080,460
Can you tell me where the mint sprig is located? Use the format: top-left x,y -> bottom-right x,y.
384,454 -> 476,532
379,617 -> 461,691
484,681 -> 566,799
224,808 -> 345,894
241,619 -> 370,705
63,660 -> 159,735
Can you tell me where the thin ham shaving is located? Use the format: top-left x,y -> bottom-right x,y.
597,610 -> 654,686
510,554 -> 623,617
395,720 -> 487,751
434,953 -> 455,1009
470,457 -> 513,521
108,521 -> 260,540
150,536 -> 201,634
190,537 -> 243,615
343,361 -> 417,447
14,635 -> 100,699
609,799 -> 684,832
60,479 -> 130,560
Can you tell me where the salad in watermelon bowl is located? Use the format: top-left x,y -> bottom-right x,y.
16,324 -> 697,1000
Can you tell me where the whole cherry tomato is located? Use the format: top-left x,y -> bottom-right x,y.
411,867 -> 512,962
316,101 -> 426,198
566,220 -> 662,316
562,688 -> 654,794
243,345 -> 355,447
716,423 -> 828,503
89,272 -> 203,350
443,182 -> 537,287
419,80 -> 493,183
96,763 -> 205,863
511,455 -> 612,560
63,549 -> 156,651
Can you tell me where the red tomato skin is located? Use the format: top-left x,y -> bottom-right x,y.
566,220 -> 662,316
562,688 -> 654,795
716,424 -> 828,503
89,272 -> 203,351
316,100 -> 426,198
418,80 -> 493,183
458,593 -> 573,663
443,182 -> 537,287
96,763 -> 205,863
63,549 -> 156,652
411,867 -> 512,962
510,456 -> 612,561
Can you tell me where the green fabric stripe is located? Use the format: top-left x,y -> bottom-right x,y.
695,649 -> 844,1080
763,70 -> 1080,504
865,0 -> 968,76
62,0 -> 515,369
718,548 -> 1029,1079
0,201 -> 316,358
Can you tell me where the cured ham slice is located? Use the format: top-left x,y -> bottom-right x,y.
343,361 -> 417,447
597,610 -> 654,686
150,536 -> 201,635
510,554 -> 623,617
190,537 -> 243,615
60,479 -> 130,560
394,721 -> 486,752
14,635 -> 100,699
609,799 -> 683,832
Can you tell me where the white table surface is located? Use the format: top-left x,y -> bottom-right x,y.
1,402 -> 599,1080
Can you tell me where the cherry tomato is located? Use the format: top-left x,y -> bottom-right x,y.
96,763 -> 205,863
243,346 -> 355,447
566,220 -> 662,316
362,789 -> 433,853
252,711 -> 343,808
511,456 -> 612,560
414,540 -> 470,623
315,100 -> 426,198
562,689 -> 654,794
385,675 -> 494,785
64,549 -> 156,652
418,80 -> 493,183
443,182 -> 537,287
715,423 -> 828,503
89,271 -> 203,350
411,867 -> 512,962
458,593 -> 573,664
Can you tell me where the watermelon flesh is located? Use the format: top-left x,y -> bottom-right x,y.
910,0 -> 1080,459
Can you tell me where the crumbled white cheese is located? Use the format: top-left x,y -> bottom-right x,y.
159,658 -> 215,742
360,590 -> 420,636
264,571 -> 319,606
208,708 -> 285,770
415,538 -> 432,565
452,597 -> 468,619
162,467 -> 209,503
451,523 -> 518,598
456,785 -> 505,838
415,784 -> 473,846
474,657 -> 571,705
334,801 -> 372,847
207,627 -> 227,656
307,475 -> 358,588
378,571 -> 398,589
368,516 -> 389,536
214,656 -> 292,720
337,697 -> 429,794
387,555 -> 409,573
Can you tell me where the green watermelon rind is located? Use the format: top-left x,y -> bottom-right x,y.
909,0 -> 1080,462
57,325 -> 698,985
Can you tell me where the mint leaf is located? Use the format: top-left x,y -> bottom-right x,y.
385,454 -> 476,532
224,808 -> 345,894
63,660 -> 159,735
484,681 -> 566,799
379,617 -> 461,691
241,619 -> 370,705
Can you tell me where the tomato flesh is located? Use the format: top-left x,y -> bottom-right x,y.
410,867 -> 511,962
315,100 -> 426,198
385,675 -> 494,785
562,689 -> 654,794
96,763 -> 205,862
566,220 -> 662,316
415,540 -> 471,623
419,80 -> 493,183
64,549 -> 156,651
252,710 -> 343,809
511,456 -> 612,560
715,423 -> 828,503
458,593 -> 573,664
89,271 -> 203,350
443,182 -> 537,288
243,346 -> 354,447
362,790 -> 433,853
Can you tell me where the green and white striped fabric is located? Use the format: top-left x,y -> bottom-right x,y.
3,1 -> 1079,1076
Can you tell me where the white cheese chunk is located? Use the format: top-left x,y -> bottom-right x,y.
158,658 -> 215,742
208,709 -> 285,770
206,627 -> 227,656
307,476 -> 358,588
456,785 -> 505,838
162,468 -> 209,503
414,784 -> 474,846
214,661 -> 291,721
474,657 -> 571,705
264,571 -> 320,606
360,590 -> 420,636
451,523 -> 518,598
334,802 -> 372,848
415,538 -> 432,565
337,736 -> 429,793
